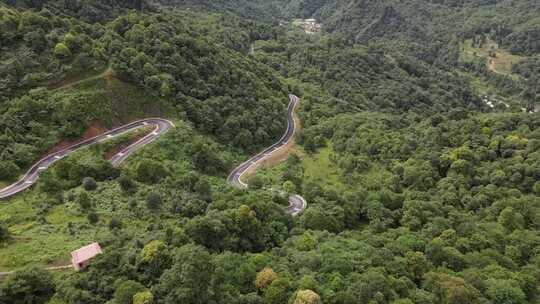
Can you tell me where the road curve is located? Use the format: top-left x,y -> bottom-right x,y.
227,94 -> 307,216
0,118 -> 174,199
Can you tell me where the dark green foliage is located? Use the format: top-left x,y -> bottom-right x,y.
145,192 -> 162,210
0,224 -> 10,243
87,212 -> 99,224
5,0 -> 149,22
77,192 -> 92,210
0,161 -> 19,180
82,177 -> 97,191
108,11 -> 288,151
0,267 -> 55,304
155,244 -> 214,304
37,170 -> 64,194
513,57 -> 540,79
118,175 -> 136,193
249,176 -> 264,190
187,138 -> 226,175
35,150 -> 119,193
136,160 -> 168,184
1,2 -> 540,304
108,218 -> 122,230
0,6 -> 107,99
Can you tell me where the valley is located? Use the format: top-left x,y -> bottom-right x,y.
0,1 -> 539,304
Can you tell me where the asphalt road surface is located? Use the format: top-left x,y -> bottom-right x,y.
227,94 -> 307,216
0,118 -> 174,200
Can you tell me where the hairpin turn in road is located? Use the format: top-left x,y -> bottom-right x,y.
0,118 -> 175,199
1,96 -> 307,216
227,94 -> 307,216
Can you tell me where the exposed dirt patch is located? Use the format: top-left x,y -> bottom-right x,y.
461,39 -> 524,77
46,122 -> 108,155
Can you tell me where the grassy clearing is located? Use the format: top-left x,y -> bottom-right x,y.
0,180 -> 176,271
60,74 -> 172,127
302,146 -> 346,191
0,65 -> 187,272
461,39 -> 525,77
0,121 -> 190,271
48,63 -> 109,90
252,145 -> 348,192
0,199 -> 91,270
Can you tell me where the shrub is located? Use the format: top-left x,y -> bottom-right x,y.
53,42 -> 71,59
118,175 -> 136,192
87,212 -> 99,224
294,290 -> 322,304
0,161 -> 19,180
133,290 -> 154,304
255,267 -> 277,290
109,218 -> 122,230
0,224 -> 10,243
136,160 -> 168,184
77,192 -> 92,210
249,176 -> 264,190
146,192 -> 162,210
114,280 -> 146,304
82,177 -> 97,191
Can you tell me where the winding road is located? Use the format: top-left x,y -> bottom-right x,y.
227,94 -> 307,216
0,118 -> 174,199
0,95 -> 307,215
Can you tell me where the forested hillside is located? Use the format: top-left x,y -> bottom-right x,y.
0,0 -> 539,304
0,4 -> 288,181
160,0 -> 540,54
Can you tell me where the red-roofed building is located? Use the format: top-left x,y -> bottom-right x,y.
71,242 -> 102,271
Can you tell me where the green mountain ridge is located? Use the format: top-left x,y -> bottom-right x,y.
0,1 -> 539,304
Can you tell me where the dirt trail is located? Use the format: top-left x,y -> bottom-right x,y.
51,65 -> 113,91
0,265 -> 72,279
487,58 -> 506,76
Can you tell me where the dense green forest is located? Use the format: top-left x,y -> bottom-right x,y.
0,0 -> 539,304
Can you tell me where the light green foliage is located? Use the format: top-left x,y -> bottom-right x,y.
498,207 -> 525,231
485,279 -> 527,304
133,290 -> 154,304
255,267 -> 277,290
293,289 -> 321,304
53,42 -> 71,59
424,272 -> 480,304
264,277 -> 290,304
113,280 -> 146,304
282,180 -> 296,195
140,240 -> 167,265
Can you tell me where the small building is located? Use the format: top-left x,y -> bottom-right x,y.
71,242 -> 102,271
